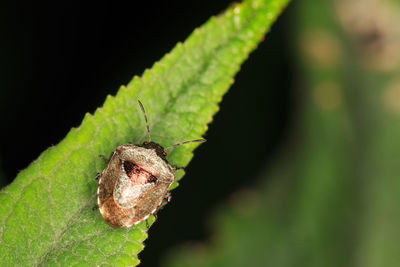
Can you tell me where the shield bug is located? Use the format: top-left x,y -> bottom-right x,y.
97,100 -> 205,228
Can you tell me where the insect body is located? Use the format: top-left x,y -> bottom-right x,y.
97,100 -> 205,228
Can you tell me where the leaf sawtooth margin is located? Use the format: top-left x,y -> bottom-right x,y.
0,0 -> 290,265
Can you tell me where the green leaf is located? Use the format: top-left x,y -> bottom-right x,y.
0,0 -> 289,265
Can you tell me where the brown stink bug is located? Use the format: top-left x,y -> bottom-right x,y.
97,100 -> 205,228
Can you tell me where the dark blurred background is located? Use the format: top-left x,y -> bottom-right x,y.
0,1 -> 292,266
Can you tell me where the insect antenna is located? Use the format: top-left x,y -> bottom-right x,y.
165,139 -> 206,150
138,100 -> 151,142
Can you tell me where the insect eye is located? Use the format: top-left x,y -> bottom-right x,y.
144,141 -> 148,145
163,152 -> 167,156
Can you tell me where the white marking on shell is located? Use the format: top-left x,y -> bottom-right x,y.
113,145 -> 174,210
116,145 -> 174,183
128,215 -> 149,227
113,162 -> 155,209
126,213 -> 154,227
97,177 -> 102,207
97,180 -> 101,195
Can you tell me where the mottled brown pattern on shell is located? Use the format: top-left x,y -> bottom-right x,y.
98,144 -> 174,228
99,182 -> 171,228
98,151 -> 120,205
133,181 -> 170,220
100,196 -> 136,228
